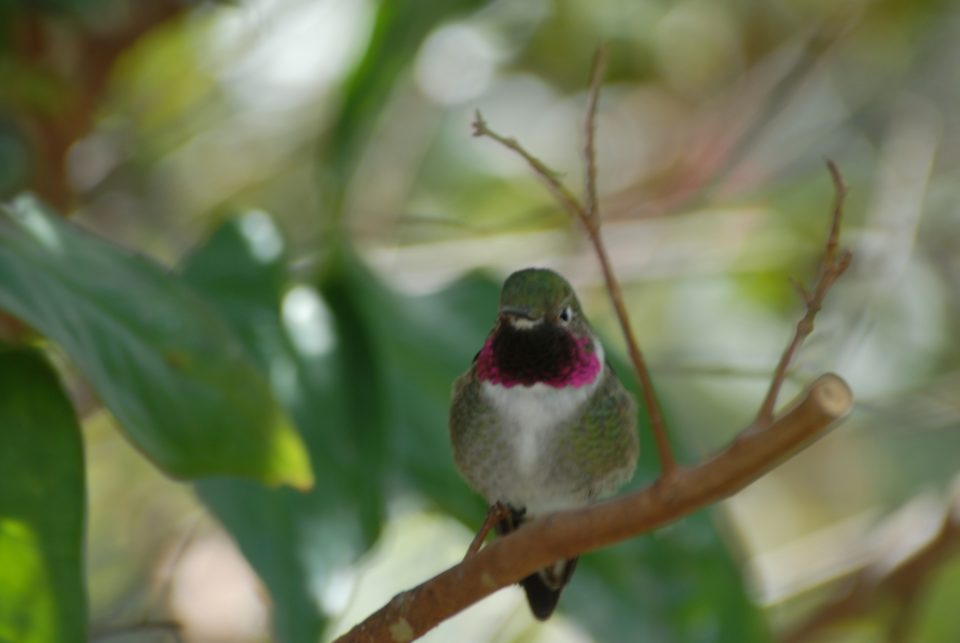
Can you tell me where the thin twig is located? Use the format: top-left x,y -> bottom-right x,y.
583,48 -> 605,221
472,67 -> 678,477
472,113 -> 583,220
583,220 -> 676,475
823,160 -> 847,267
335,374 -> 853,642
650,362 -> 808,382
782,491 -> 960,643
754,160 -> 852,427
89,518 -> 201,642
89,619 -> 183,642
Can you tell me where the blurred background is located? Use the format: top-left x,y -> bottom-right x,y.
3,0 -> 960,641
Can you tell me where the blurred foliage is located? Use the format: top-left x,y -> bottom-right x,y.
181,216 -> 391,642
317,0 -> 489,222
0,0 -> 959,642
0,347 -> 86,643
0,196 -> 312,487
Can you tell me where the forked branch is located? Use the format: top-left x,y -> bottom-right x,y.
472,49 -> 677,477
754,160 -> 852,427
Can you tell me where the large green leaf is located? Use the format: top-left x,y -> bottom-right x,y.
0,195 -> 311,487
0,347 -> 86,643
181,215 -> 387,643
335,258 -> 494,523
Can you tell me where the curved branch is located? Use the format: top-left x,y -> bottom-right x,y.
335,373 -> 853,642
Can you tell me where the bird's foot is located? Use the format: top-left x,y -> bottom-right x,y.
464,501 -> 512,559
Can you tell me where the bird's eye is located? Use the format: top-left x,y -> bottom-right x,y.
559,306 -> 573,323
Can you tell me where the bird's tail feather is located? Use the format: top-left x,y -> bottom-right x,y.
520,557 -> 578,620
496,505 -> 578,620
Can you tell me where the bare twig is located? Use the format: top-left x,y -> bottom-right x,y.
89,517 -> 202,642
12,1 -> 188,211
472,113 -> 583,221
472,63 -> 678,477
335,374 -> 853,642
583,48 -> 605,220
89,619 -> 183,642
586,209 -> 677,476
782,491 -> 960,643
754,160 -> 852,427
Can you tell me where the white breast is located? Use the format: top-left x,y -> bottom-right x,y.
480,339 -> 604,507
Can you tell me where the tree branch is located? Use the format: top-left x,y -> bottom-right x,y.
472,59 -> 678,476
782,490 -> 960,643
11,0 -> 188,212
89,619 -> 183,642
754,160 -> 852,427
583,48 -> 604,221
335,374 -> 853,642
471,112 -> 583,222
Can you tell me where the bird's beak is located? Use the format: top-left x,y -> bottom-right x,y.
500,305 -> 534,319
500,305 -> 542,328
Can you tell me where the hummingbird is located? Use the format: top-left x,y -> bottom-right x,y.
449,267 -> 639,620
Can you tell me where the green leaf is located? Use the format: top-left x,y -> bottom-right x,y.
318,0 -> 488,220
337,260 -> 495,522
181,216 -> 387,643
0,347 -> 86,643
316,255 -> 388,545
0,195 -> 311,488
